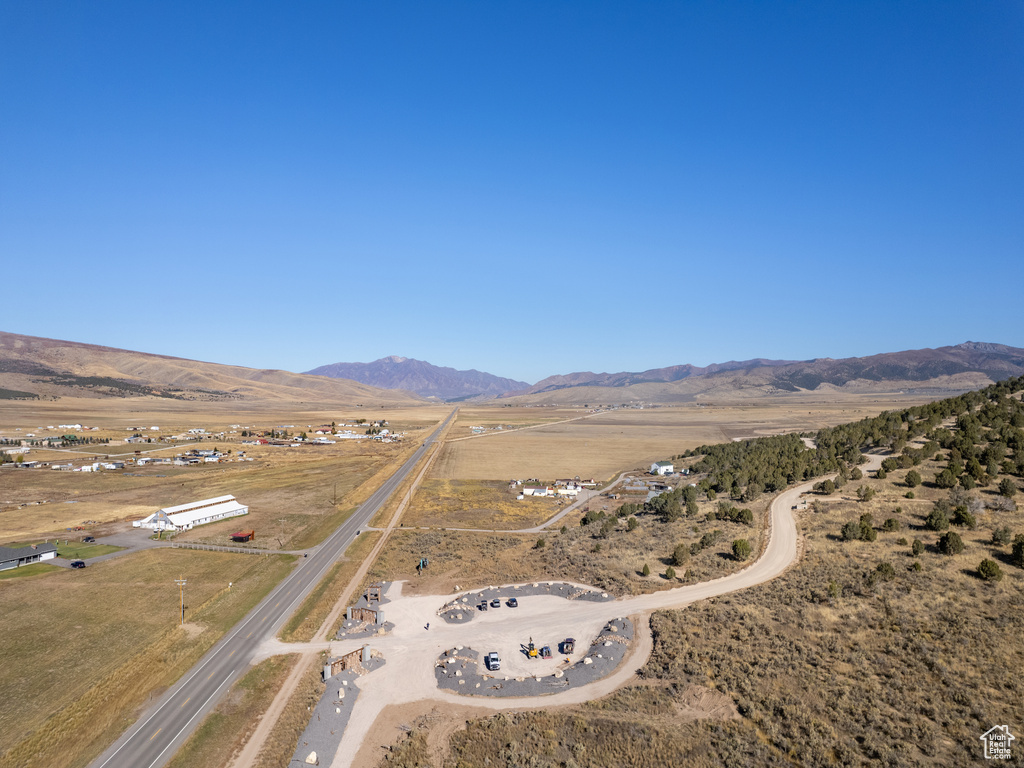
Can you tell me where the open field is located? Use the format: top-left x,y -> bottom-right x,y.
0,548 -> 295,768
401,479 -> 564,529
0,397 -> 450,432
431,397 -> 935,482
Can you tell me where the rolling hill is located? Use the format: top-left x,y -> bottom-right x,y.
0,331 -> 424,405
502,342 -> 1024,403
306,356 -> 528,401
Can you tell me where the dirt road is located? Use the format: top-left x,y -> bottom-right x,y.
262,453 -> 883,767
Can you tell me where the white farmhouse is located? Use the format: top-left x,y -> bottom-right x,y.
133,495 -> 249,531
651,461 -> 674,476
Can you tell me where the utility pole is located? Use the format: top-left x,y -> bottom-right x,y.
175,575 -> 187,626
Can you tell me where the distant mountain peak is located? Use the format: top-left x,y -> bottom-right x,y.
305,357 -> 529,401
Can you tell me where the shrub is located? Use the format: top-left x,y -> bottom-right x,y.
861,524 -> 877,542
642,562 -> 650,577
905,491 -> 915,499
664,566 -> 676,580
671,544 -> 690,567
876,467 -> 887,480
896,537 -> 908,546
938,531 -> 964,555
978,559 -> 1003,582
951,507 -> 976,529
935,468 -> 958,488
881,518 -> 901,532
851,467 -> 863,480
1012,535 -> 1024,568
857,485 -> 875,502
534,538 -> 546,549
991,527 -> 1012,546
841,521 -> 861,541
925,505 -> 950,532
732,539 -> 752,561
905,470 -> 922,488
999,478 -> 1018,498
912,539 -> 924,556
875,562 -> 896,581
910,560 -> 922,572
626,516 -> 638,531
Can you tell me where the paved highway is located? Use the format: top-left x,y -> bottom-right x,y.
89,410 -> 456,768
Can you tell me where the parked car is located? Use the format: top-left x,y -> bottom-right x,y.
83,536 -> 95,543
479,601 -> 488,611
490,598 -> 501,608
70,560 -> 86,569
508,597 -> 518,608
485,652 -> 501,671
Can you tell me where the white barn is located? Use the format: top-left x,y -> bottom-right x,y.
133,495 -> 249,531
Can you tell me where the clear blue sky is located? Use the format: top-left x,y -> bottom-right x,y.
3,1 -> 1022,384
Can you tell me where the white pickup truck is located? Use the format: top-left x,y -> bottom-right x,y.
485,652 -> 500,671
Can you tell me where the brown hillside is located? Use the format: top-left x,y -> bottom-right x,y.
0,331 -> 425,406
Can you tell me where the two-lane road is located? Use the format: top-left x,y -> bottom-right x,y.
89,410 -> 456,768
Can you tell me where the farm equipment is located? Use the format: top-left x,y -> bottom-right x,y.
540,646 -> 552,659
416,557 -> 429,573
560,638 -> 576,654
527,641 -> 538,659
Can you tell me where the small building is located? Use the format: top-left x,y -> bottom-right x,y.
230,530 -> 255,543
0,543 -> 58,571
523,486 -> 554,497
133,495 -> 249,531
651,461 -> 674,476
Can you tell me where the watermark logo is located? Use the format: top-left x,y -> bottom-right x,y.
980,725 -> 1015,760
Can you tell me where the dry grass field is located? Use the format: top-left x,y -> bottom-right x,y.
361,487 -> 768,598
0,548 -> 295,768
400,479 -> 564,529
431,397 -> 933,482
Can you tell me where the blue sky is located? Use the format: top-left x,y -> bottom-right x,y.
3,1 -> 1022,384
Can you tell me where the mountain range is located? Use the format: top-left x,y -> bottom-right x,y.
305,356 -> 528,401
500,342 -> 1024,403
3,330 -> 1024,406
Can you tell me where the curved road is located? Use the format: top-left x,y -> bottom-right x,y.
88,410 -> 457,768
300,453 -> 885,767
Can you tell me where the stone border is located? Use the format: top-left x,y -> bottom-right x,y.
437,581 -> 614,624
434,617 -> 634,698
